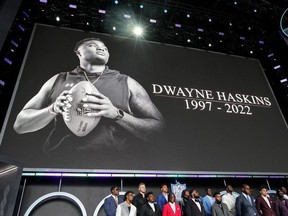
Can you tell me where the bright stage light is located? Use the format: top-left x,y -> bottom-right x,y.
133,26 -> 143,36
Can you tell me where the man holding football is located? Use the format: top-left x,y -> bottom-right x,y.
13,38 -> 164,152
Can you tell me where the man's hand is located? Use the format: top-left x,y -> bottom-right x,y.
52,90 -> 73,114
81,92 -> 118,119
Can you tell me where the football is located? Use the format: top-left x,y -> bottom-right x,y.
63,81 -> 101,137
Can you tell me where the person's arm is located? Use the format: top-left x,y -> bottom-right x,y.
115,205 -> 121,216
162,204 -> 168,216
211,205 -> 216,216
202,198 -> 209,215
139,205 -> 146,216
156,195 -> 165,211
104,198 -> 115,216
255,198 -> 262,215
13,74 -> 71,134
82,77 -> 165,141
185,200 -> 191,216
235,197 -> 241,216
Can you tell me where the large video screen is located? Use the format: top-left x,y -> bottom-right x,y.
0,24 -> 287,174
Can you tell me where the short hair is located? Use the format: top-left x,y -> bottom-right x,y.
160,184 -> 168,189
139,183 -> 145,188
242,184 -> 249,189
74,37 -> 104,52
259,185 -> 268,191
145,191 -> 154,200
189,189 -> 196,196
111,186 -> 119,192
213,192 -> 221,197
205,188 -> 211,192
124,191 -> 134,200
225,185 -> 231,190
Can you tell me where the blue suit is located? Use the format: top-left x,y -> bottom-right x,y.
104,195 -> 124,216
156,193 -> 168,211
236,193 -> 259,216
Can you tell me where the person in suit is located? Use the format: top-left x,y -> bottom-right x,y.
279,187 -> 288,200
116,191 -> 137,216
162,193 -> 182,216
202,188 -> 215,216
104,186 -> 124,216
211,192 -> 233,216
133,183 -> 147,216
221,185 -> 238,216
275,189 -> 288,216
140,192 -> 161,216
256,185 -> 276,216
186,189 -> 206,216
235,184 -> 259,216
179,189 -> 190,216
156,184 -> 169,211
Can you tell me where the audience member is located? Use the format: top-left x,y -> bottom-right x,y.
116,191 -> 137,216
133,183 -> 147,216
104,186 -> 124,216
211,192 -> 233,216
186,189 -> 206,216
140,192 -> 161,216
256,185 -> 276,216
221,185 -> 238,216
279,187 -> 288,200
162,193 -> 182,216
179,189 -> 190,216
274,189 -> 288,216
156,184 -> 169,211
236,184 -> 259,216
202,188 -> 215,216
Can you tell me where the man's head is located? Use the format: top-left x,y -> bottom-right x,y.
124,191 -> 134,202
181,189 -> 190,199
280,187 -> 287,194
277,189 -> 285,199
242,184 -> 251,195
225,185 -> 233,193
74,38 -> 110,65
259,185 -> 268,197
145,192 -> 155,203
160,184 -> 169,194
213,192 -> 222,203
189,189 -> 200,199
205,188 -> 212,196
111,186 -> 120,196
138,183 -> 146,194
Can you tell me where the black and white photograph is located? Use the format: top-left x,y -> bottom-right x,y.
0,24 -> 287,172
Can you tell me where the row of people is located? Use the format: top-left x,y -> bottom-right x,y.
103,183 -> 288,216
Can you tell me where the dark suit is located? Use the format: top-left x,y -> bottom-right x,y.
275,199 -> 288,216
156,193 -> 168,211
211,202 -> 232,216
256,196 -> 276,216
186,199 -> 206,216
140,203 -> 162,216
104,195 -> 124,216
236,193 -> 259,216
133,193 -> 146,216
